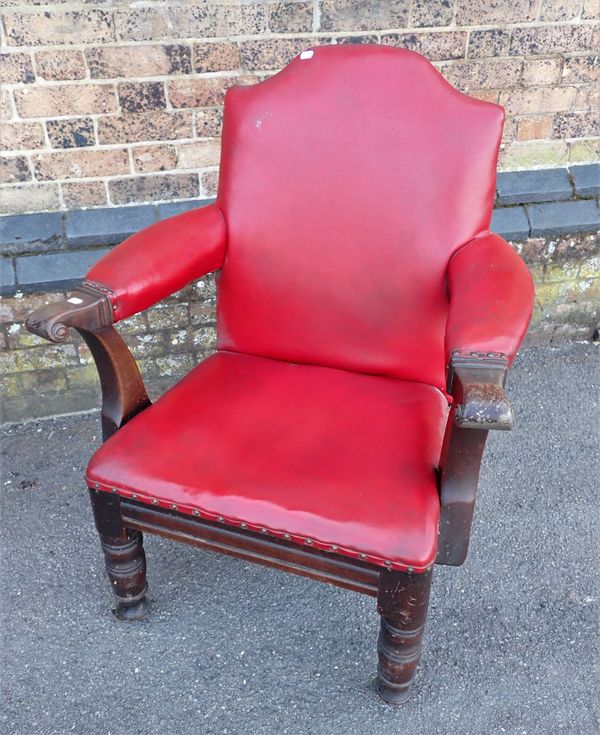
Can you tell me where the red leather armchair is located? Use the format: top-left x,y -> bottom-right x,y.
27,45 -> 534,705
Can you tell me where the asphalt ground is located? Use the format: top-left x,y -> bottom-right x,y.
1,343 -> 599,735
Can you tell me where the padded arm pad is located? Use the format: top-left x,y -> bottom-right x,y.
86,203 -> 227,322
445,233 -> 534,365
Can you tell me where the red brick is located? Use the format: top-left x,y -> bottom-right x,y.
193,42 -> 241,73
14,84 -> 116,118
574,84 -> 599,111
118,82 -> 167,113
268,2 -> 313,33
97,111 -> 193,145
177,140 -> 221,169
467,29 -> 511,58
509,25 -> 594,56
499,86 -> 578,115
0,122 -> 45,151
133,145 -> 178,173
411,0 -> 453,27
381,32 -> 468,61
201,169 -> 219,197
319,0 -> 409,32
456,0 -> 538,24
539,0 -> 582,21
169,4 -> 267,39
582,0 -> 600,18
562,56 -> 600,83
35,50 -> 86,81
0,52 -> 34,84
32,149 -> 129,181
239,38 -> 310,71
1,88 -> 14,122
517,115 -> 554,141
469,89 -> 499,104
332,35 -> 379,45
115,7 -> 169,42
522,58 -> 562,86
1,156 -> 31,184
168,77 -> 237,108
0,184 -> 60,215
86,45 -> 191,79
3,10 -> 115,47
501,117 -> 518,146
61,181 -> 108,209
46,118 -> 95,149
553,111 -> 600,139
195,108 -> 224,138
109,173 -> 199,205
439,59 -> 522,91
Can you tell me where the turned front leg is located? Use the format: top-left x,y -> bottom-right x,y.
89,488 -> 149,620
376,568 -> 432,704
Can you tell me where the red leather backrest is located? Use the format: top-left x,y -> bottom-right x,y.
216,44 -> 503,391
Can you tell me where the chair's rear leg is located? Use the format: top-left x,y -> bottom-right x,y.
89,488 -> 149,620
376,568 -> 432,704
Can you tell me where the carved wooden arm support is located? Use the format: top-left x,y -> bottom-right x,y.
436,351 -> 512,566
26,281 -> 150,441
446,351 -> 513,431
26,280 -> 115,343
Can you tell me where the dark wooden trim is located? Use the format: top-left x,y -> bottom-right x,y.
376,568 -> 432,704
77,326 -> 150,440
89,489 -> 149,620
25,281 -> 151,440
26,280 -> 115,343
121,500 -> 380,596
437,352 -> 512,566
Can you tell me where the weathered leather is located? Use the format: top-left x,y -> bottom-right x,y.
87,351 -> 449,570
445,232 -> 534,364
86,204 -> 227,322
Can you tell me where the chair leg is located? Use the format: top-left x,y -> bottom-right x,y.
88,488 -> 149,621
376,567 -> 432,705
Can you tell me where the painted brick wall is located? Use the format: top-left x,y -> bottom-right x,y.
1,0 -> 599,216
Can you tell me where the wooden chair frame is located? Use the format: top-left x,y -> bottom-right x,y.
27,283 -> 513,704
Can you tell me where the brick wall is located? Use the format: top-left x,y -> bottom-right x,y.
1,0 -> 599,215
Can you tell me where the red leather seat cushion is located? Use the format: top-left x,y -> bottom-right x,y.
86,352 -> 449,571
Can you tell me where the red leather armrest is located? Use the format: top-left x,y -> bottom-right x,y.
86,203 -> 227,322
445,233 -> 534,366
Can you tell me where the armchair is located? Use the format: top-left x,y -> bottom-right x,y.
27,45 -> 534,705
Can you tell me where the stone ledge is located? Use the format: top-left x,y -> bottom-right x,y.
0,197 -> 211,259
496,168 -> 573,205
0,198 -> 211,295
15,249 -> 111,292
527,200 -> 600,238
0,212 -> 63,256
490,207 -> 530,241
571,164 -> 600,198
66,205 -> 158,248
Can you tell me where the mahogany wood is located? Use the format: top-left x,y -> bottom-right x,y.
376,568 -> 432,704
26,281 -> 114,343
89,489 -> 149,620
437,352 -> 511,566
77,326 -> 150,441
121,500 -> 380,596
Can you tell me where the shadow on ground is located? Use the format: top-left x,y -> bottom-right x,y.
1,344 -> 599,735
